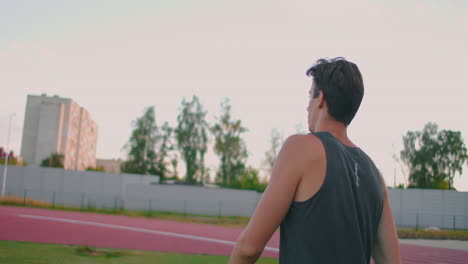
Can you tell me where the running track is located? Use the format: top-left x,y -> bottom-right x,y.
1,206 -> 467,263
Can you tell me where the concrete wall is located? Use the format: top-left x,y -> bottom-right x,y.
0,165 -> 160,209
388,188 -> 468,230
0,165 -> 259,217
125,184 -> 260,217
1,165 -> 467,228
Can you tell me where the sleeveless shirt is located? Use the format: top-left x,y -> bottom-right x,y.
279,131 -> 384,263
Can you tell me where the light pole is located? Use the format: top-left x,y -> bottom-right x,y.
2,113 -> 15,197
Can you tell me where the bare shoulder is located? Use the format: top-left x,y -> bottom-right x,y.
281,134 -> 324,161
281,134 -> 326,202
283,133 -> 321,146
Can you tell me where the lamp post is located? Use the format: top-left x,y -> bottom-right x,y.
2,113 -> 15,197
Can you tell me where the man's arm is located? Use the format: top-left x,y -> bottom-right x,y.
228,135 -> 312,264
372,177 -> 401,264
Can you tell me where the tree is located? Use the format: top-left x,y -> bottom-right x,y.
230,167 -> 268,192
41,153 -> 64,168
153,121 -> 174,181
400,122 -> 467,189
0,157 -> 23,166
0,147 -> 6,159
0,148 -> 25,166
169,154 -> 179,179
211,98 -> 248,186
263,128 -> 283,175
121,106 -> 173,179
175,95 -> 209,184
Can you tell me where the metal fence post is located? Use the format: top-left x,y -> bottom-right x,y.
148,198 -> 152,216
453,215 -> 456,231
465,192 -> 468,230
442,191 -> 445,228
23,189 -> 27,205
218,201 -> 222,218
81,193 -> 85,210
52,192 -> 55,208
416,213 -> 419,230
183,200 -> 187,218
399,190 -> 403,227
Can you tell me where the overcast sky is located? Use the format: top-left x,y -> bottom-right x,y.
1,0 -> 467,190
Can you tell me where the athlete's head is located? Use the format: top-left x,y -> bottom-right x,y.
306,57 -> 364,132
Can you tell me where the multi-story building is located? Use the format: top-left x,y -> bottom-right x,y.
20,94 -> 98,171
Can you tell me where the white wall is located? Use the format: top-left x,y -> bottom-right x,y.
125,184 -> 260,217
0,165 -> 159,209
388,188 -> 468,230
0,165 -> 259,217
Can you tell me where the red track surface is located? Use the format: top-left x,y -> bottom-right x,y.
1,206 -> 467,263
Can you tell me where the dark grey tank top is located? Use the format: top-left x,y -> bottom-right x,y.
279,131 -> 384,263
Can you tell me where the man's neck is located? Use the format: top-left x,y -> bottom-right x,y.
313,119 -> 356,148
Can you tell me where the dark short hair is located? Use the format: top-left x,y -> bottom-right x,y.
306,57 -> 364,126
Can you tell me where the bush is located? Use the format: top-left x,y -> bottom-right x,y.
0,157 -> 27,166
230,167 -> 268,192
86,166 -> 106,172
41,153 -> 64,168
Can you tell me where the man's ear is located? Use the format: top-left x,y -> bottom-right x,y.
317,91 -> 326,108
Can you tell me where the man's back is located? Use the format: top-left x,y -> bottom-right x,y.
279,132 -> 384,263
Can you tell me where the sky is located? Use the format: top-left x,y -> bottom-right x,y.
1,0 -> 467,190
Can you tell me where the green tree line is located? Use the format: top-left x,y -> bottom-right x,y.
120,97 -> 468,192
399,122 -> 467,190
121,96 -> 271,192
33,94 -> 466,192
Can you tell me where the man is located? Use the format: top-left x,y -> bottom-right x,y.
229,57 -> 400,263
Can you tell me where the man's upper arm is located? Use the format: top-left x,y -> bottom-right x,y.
373,176 -> 401,264
235,134 -> 315,253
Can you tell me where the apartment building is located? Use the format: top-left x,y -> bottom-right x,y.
20,94 -> 98,171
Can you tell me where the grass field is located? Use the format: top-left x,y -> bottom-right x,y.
0,241 -> 278,264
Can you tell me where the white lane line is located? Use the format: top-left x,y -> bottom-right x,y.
18,214 -> 279,252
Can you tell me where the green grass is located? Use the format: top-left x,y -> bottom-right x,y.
0,241 -> 278,264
